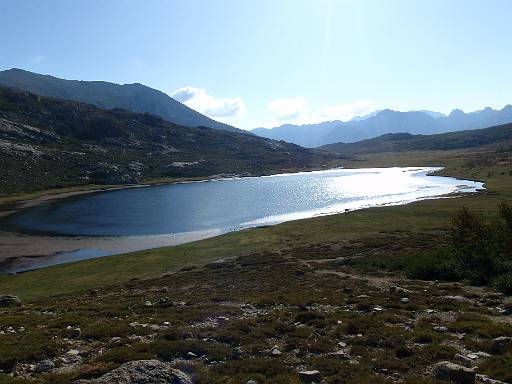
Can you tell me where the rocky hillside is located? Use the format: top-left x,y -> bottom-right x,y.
0,87 -> 329,196
0,68 -> 243,133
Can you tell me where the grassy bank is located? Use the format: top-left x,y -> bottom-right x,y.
0,148 -> 510,299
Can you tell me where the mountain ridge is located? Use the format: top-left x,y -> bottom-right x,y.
319,122 -> 512,155
0,86 -> 328,195
0,68 -> 244,133
252,106 -> 512,147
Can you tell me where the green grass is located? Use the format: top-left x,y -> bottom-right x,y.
1,148 -> 511,300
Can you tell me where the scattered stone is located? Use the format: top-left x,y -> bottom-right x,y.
217,316 -> 229,324
432,361 -> 476,384
74,359 -> 192,383
0,295 -> 21,307
490,336 -> 512,354
246,381 -> 258,384
444,295 -> 471,302
186,352 -> 197,359
66,326 -> 81,339
476,374 -> 509,384
329,350 -> 351,360
400,297 -> 410,304
271,346 -> 282,356
299,370 -> 321,383
35,359 -> 55,373
389,286 -> 410,295
454,353 -> 475,368
433,326 -> 449,333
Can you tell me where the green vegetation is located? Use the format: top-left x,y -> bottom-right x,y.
403,204 -> 512,293
0,142 -> 511,382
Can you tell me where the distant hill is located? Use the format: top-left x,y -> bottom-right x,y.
0,87 -> 328,195
319,122 -> 512,155
0,68 -> 244,133
252,107 -> 512,147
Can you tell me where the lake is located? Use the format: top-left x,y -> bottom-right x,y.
8,167 -> 483,237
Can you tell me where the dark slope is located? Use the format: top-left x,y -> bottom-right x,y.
0,68 -> 244,133
0,87 -> 328,195
319,122 -> 512,155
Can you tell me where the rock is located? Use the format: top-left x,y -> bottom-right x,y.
246,381 -> 258,384
432,361 -> 476,384
185,352 -> 197,359
490,336 -> 512,354
454,353 -> 475,368
66,326 -> 81,339
35,359 -> 55,373
299,370 -> 321,383
74,360 -> 192,384
400,297 -> 410,304
67,349 -> 80,357
476,374 -> 509,384
389,286 -> 410,295
0,295 -> 21,307
433,326 -> 449,333
329,350 -> 351,360
271,347 -> 282,356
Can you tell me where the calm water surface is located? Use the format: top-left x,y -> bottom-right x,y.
9,167 -> 483,237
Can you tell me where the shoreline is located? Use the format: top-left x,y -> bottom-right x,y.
0,166 -> 484,272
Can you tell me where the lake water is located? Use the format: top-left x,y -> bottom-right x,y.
8,167 -> 483,238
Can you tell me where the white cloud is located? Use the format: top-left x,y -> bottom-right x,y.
264,97 -> 375,127
171,86 -> 245,118
268,97 -> 307,120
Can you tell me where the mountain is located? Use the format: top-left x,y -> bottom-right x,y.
251,106 -> 512,147
418,110 -> 446,119
319,122 -> 512,155
0,87 -> 329,195
0,68 -> 244,133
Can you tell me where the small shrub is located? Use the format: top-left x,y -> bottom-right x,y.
492,273 -> 512,295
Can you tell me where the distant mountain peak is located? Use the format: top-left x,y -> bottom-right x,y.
252,105 -> 512,147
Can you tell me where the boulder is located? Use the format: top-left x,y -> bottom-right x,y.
299,370 -> 321,383
490,336 -> 512,354
35,359 -> 55,373
0,295 -> 21,307
432,361 -> 475,384
454,353 -> 475,368
74,360 -> 192,384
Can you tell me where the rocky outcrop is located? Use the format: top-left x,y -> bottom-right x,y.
432,361 -> 476,384
489,336 -> 512,354
74,360 -> 192,384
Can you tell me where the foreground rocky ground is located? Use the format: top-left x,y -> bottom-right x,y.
1,233 -> 511,384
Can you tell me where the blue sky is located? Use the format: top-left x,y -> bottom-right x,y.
1,0 -> 511,130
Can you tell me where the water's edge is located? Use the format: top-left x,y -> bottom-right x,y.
0,167 -> 485,275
